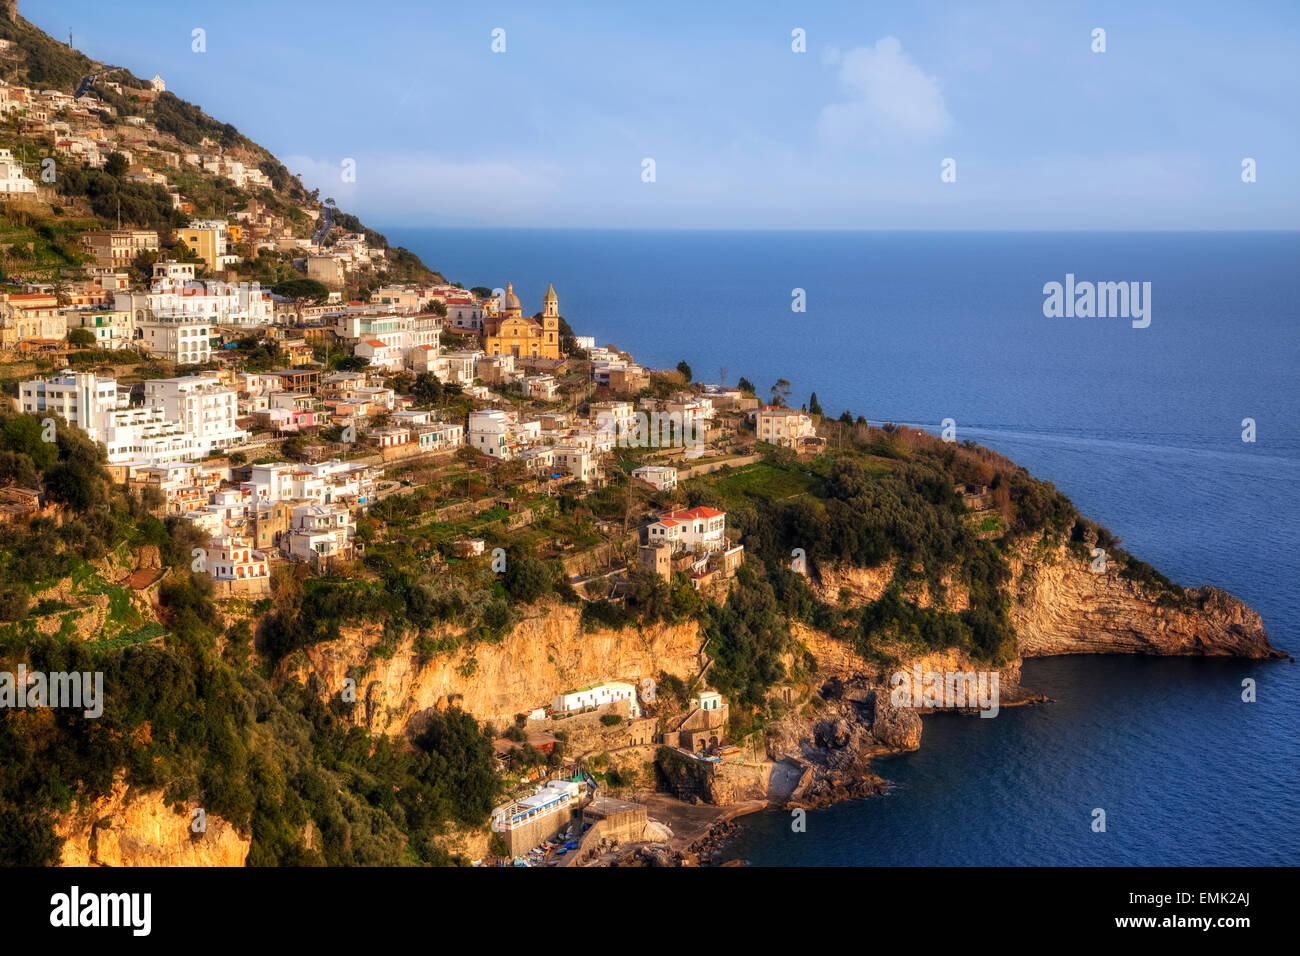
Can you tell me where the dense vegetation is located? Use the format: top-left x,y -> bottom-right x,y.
683,430 -> 1083,700
0,409 -> 500,865
55,164 -> 184,231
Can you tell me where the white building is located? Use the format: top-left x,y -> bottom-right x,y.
16,371 -> 118,440
552,681 -> 640,718
284,503 -> 354,566
436,349 -> 481,385
0,148 -> 37,197
591,401 -> 636,443
551,445 -> 601,484
242,459 -> 378,506
135,312 -> 212,365
336,312 -> 441,370
205,533 -> 269,581
523,374 -> 559,401
646,506 -> 727,555
632,465 -> 677,492
143,377 -> 246,453
17,372 -> 220,465
414,421 -> 464,452
468,408 -> 516,459
116,279 -> 274,344
152,260 -> 196,284
99,404 -> 203,464
63,308 -> 134,350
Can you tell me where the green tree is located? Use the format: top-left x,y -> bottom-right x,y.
272,278 -> 330,304
676,360 -> 693,383
503,553 -> 554,604
104,151 -> 129,178
769,379 -> 791,407
411,373 -> 443,406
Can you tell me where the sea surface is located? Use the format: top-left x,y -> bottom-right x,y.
384,228 -> 1300,865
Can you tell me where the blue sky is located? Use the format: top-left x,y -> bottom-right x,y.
28,0 -> 1300,230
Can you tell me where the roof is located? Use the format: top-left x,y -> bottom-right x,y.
661,506 -> 724,521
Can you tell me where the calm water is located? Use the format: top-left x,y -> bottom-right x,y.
386,228 -> 1300,865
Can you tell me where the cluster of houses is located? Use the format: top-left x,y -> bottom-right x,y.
490,680 -> 732,859
0,59 -> 819,615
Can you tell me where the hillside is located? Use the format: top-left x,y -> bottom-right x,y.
0,1 -> 1281,871
0,1 -> 443,288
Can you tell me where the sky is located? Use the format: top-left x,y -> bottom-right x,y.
26,0 -> 1300,231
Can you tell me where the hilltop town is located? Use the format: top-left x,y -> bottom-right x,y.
0,4 -> 1277,868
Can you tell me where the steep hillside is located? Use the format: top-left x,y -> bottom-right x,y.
0,1 -> 442,284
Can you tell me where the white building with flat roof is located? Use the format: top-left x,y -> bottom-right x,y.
0,148 -> 37,196
205,533 -> 269,581
285,503 -> 354,566
16,371 -> 119,441
552,681 -> 640,718
468,408 -> 515,459
143,377 -> 246,452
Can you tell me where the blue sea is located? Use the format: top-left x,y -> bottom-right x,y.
386,228 -> 1300,865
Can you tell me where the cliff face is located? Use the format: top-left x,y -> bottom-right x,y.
55,782 -> 249,867
275,535 -> 1278,822
284,604 -> 706,733
1008,541 -> 1279,659
765,634 -> 1029,808
754,535 -> 1281,809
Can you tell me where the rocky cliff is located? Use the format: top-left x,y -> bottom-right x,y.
284,605 -> 707,733
267,530 -> 1280,828
1008,541 -> 1278,659
55,782 -> 249,867
755,535 -> 1281,810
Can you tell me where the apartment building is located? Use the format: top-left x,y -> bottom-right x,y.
143,376 -> 246,453
756,405 -> 817,448
63,308 -> 134,349
0,293 -> 65,347
80,229 -> 160,268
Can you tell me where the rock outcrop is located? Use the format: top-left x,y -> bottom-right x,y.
284,604 -> 706,733
756,534 -> 1282,812
1008,542 -> 1278,659
55,782 -> 249,867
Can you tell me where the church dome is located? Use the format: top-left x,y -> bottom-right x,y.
503,282 -> 522,314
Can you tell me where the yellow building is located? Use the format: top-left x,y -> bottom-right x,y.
484,282 -> 561,360
0,293 -> 63,349
176,227 -> 222,271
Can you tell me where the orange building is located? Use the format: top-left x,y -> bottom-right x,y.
484,282 -> 561,360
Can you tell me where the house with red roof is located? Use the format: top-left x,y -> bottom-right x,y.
646,506 -> 728,555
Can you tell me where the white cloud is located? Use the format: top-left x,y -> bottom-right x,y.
817,37 -> 953,149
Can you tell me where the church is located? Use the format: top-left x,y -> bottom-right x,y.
483,282 -> 562,360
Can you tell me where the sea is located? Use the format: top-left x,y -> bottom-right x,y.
384,228 -> 1300,866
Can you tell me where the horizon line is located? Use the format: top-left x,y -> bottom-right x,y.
372,225 -> 1300,235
